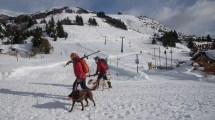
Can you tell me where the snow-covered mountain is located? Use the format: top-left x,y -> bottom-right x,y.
1,6 -> 183,51
36,7 -> 172,34
0,6 -> 173,37
1,6 -> 177,56
0,9 -> 23,17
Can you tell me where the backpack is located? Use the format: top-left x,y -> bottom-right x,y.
80,58 -> 90,73
100,58 -> 109,70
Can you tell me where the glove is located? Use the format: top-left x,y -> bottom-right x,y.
92,73 -> 98,76
87,73 -> 96,77
64,61 -> 72,67
67,61 -> 72,65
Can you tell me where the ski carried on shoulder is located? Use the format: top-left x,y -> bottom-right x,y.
82,50 -> 100,59
63,50 -> 100,67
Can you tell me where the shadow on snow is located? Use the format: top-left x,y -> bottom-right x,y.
32,101 -> 70,110
0,88 -> 71,110
30,83 -> 72,89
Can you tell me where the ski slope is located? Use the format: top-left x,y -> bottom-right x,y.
1,54 -> 215,120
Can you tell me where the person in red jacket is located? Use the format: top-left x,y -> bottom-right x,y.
66,53 -> 88,99
93,56 -> 112,88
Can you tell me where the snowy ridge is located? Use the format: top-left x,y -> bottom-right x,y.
0,9 -> 23,17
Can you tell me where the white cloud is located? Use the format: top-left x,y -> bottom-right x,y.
125,7 -> 145,16
154,0 -> 215,36
154,7 -> 180,22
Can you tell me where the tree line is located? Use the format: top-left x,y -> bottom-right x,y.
152,30 -> 180,47
97,12 -> 127,30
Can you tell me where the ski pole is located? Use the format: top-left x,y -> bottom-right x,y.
88,72 -> 91,78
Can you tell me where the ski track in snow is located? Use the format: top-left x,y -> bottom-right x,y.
7,62 -> 66,80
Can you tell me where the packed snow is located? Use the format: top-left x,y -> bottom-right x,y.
1,12 -> 215,120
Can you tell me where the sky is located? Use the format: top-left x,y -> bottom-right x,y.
0,0 -> 215,37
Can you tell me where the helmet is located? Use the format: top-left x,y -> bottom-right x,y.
94,56 -> 100,61
70,53 -> 78,59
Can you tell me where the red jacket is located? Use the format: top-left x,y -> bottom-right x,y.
96,59 -> 107,74
72,57 -> 86,79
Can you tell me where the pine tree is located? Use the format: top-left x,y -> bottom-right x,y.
92,18 -> 98,26
13,32 -> 22,44
152,33 -> 158,44
160,31 -> 178,47
187,37 -> 195,49
12,30 -> 26,44
65,17 -> 72,25
88,18 -> 98,26
152,39 -> 157,44
76,15 -> 84,26
40,18 -> 47,24
118,12 -> 122,15
28,18 -> 37,28
97,12 -> 106,18
64,33 -> 68,39
173,30 -> 179,42
40,38 -> 51,54
32,27 -> 43,48
88,18 -> 93,25
46,16 -> 56,38
0,25 -> 4,39
53,36 -> 57,41
56,20 -> 65,38
206,34 -> 212,42
31,27 -> 51,54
